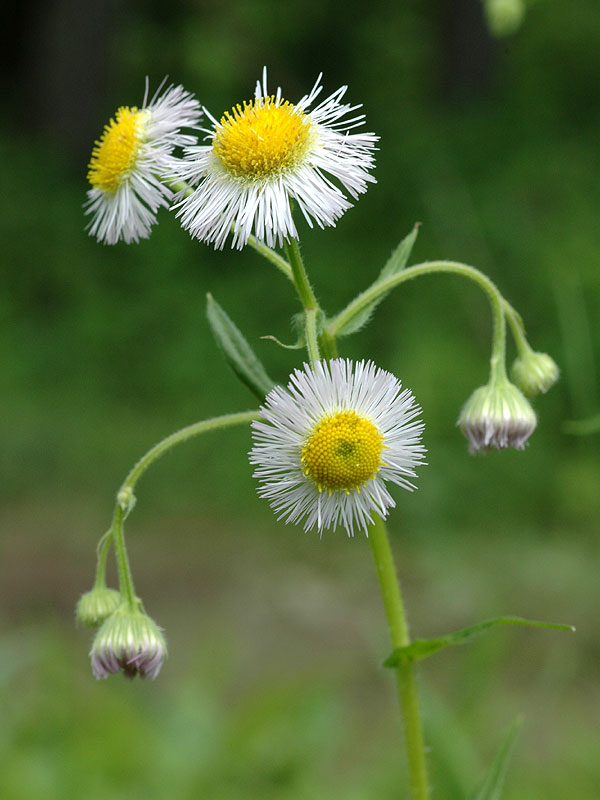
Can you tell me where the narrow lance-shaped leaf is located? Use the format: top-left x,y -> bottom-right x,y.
333,223 -> 420,337
471,716 -> 523,800
206,294 -> 275,401
384,616 -> 575,668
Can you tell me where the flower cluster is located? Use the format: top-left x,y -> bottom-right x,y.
85,70 -> 376,249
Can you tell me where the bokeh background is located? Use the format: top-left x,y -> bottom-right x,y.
1,1 -> 599,798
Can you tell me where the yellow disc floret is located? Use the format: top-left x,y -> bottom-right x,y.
301,411 -> 384,494
213,96 -> 314,180
87,107 -> 148,193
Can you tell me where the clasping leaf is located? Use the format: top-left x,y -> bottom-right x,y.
384,616 -> 574,667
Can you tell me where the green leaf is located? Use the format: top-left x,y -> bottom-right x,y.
334,223 -> 420,337
383,616 -> 575,667
206,293 -> 275,400
471,716 -> 523,800
379,222 -> 421,280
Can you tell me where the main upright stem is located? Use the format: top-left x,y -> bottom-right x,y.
368,516 -> 430,800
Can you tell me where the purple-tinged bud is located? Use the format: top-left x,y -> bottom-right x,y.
90,604 -> 167,680
458,379 -> 537,453
510,350 -> 559,397
76,587 -> 122,627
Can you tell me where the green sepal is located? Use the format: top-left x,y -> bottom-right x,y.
383,616 -> 574,667
206,293 -> 275,400
333,223 -> 420,337
471,716 -> 523,800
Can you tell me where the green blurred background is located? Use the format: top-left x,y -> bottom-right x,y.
1,1 -> 599,798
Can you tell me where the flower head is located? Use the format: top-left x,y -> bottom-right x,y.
90,604 -> 167,680
76,586 -> 121,627
458,378 -> 537,453
510,350 -> 559,397
85,81 -> 201,244
249,359 -> 425,536
171,68 -> 378,249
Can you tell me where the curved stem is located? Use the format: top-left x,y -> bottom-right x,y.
118,410 -> 259,498
368,516 -> 430,800
247,236 -> 294,281
166,177 -> 295,283
329,260 -> 507,380
93,530 -> 113,589
108,411 -> 259,609
502,299 -> 530,357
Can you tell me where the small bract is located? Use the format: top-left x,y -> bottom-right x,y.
249,359 -> 425,536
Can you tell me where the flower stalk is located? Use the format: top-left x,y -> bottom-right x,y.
368,515 -> 430,800
283,237 -> 322,364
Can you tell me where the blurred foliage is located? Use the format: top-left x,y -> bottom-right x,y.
1,0 -> 599,798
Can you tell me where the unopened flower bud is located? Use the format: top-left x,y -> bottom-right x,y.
458,379 -> 537,453
510,350 -> 559,397
484,0 -> 525,37
76,587 -> 121,627
90,604 -> 167,680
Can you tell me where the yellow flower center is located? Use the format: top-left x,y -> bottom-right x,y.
301,410 -> 384,494
87,106 -> 148,193
213,96 -> 314,180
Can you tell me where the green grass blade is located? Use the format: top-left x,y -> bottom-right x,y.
471,716 -> 523,800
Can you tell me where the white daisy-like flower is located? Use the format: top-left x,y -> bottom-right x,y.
249,359 -> 425,536
170,67 -> 378,249
85,80 -> 201,244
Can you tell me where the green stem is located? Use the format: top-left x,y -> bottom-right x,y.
111,504 -> 137,609
304,309 -> 322,365
329,260 -> 507,381
93,530 -> 113,589
319,326 -> 339,360
248,236 -> 294,281
165,177 -> 295,283
368,516 -> 430,800
283,238 -> 322,364
284,238 -> 319,310
119,411 -> 259,497
502,299 -> 530,357
109,411 -> 259,608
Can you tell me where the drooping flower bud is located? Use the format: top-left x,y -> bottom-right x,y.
510,350 -> 559,397
458,379 -> 537,453
90,604 -> 167,680
76,587 -> 122,627
484,0 -> 525,37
